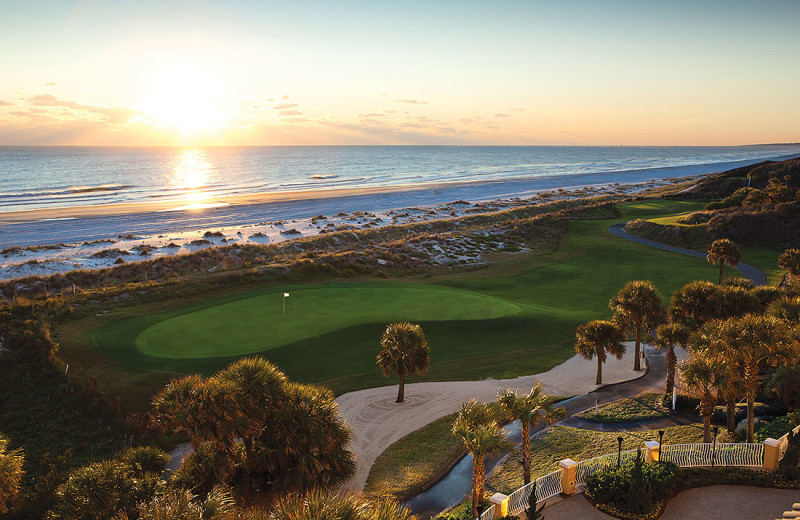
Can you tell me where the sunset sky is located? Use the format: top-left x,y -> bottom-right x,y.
1,0 -> 798,146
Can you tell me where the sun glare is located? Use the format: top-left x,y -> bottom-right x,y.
172,149 -> 211,194
142,66 -> 230,133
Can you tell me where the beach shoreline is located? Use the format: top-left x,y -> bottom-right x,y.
0,153 -> 796,282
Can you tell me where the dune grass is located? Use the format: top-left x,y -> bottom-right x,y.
63,199 -> 724,408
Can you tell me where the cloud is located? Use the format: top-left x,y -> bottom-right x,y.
508,108 -> 526,112
273,103 -> 298,110
394,99 -> 428,104
0,100 -> 13,107
43,82 -> 57,87
494,113 -> 510,118
358,113 -> 386,118
25,94 -> 138,123
281,95 -> 290,100
278,110 -> 302,117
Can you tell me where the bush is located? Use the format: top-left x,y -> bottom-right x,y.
754,411 -> 800,442
712,401 -> 786,425
705,187 -> 757,210
585,450 -> 678,516
47,460 -> 164,520
780,430 -> 800,481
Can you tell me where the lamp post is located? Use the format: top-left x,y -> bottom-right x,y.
617,436 -> 624,468
658,430 -> 665,463
712,426 -> 719,467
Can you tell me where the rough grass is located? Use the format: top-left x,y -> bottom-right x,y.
576,393 -> 670,423
364,412 -> 462,500
486,424 -> 704,495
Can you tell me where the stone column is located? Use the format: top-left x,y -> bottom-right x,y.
764,438 -> 781,471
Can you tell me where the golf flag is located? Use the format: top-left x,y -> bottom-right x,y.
284,292 -> 290,298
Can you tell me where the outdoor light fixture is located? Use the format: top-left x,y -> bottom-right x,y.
617,436 -> 624,468
658,430 -> 665,463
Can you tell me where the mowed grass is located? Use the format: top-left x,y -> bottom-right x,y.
80,199 -> 722,404
576,392 -> 670,423
136,286 -> 522,359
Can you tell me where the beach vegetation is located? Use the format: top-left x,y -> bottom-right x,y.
706,239 -> 741,285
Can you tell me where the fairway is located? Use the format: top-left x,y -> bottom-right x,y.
136,286 -> 522,358
83,199 -> 765,401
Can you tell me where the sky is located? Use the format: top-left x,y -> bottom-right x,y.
1,0 -> 798,146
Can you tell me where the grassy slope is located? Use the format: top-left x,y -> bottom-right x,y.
575,393 -> 669,423
59,199 -> 717,409
486,424 -> 704,495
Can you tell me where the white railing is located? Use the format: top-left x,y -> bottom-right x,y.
661,443 -> 714,467
506,469 -> 562,516
575,449 -> 637,486
777,424 -> 800,461
478,504 -> 495,520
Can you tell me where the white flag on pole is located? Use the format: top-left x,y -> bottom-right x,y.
284,292 -> 290,298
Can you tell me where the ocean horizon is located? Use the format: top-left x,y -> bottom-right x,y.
3,144 -> 800,214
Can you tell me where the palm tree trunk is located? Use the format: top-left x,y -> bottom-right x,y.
634,327 -> 641,371
522,421 -> 531,485
397,372 -> 405,403
747,394 -> 755,443
472,455 -> 485,518
726,398 -> 736,435
718,262 -> 724,285
665,347 -> 676,395
703,413 -> 711,443
744,360 -> 759,443
243,437 -> 253,500
596,357 -> 603,385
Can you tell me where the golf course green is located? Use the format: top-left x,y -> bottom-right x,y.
87,199 -> 775,398
135,286 -> 522,358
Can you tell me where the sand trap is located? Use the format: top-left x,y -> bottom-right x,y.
337,341 -> 651,492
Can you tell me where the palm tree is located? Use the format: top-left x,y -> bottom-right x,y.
216,357 -> 288,497
704,314 -> 796,442
116,487 -> 235,520
779,248 -> 800,277
0,436 -> 24,515
270,491 -> 415,520
769,365 -> 800,411
718,285 -> 763,319
497,383 -> 566,484
669,280 -> 722,330
679,354 -> 729,442
654,323 -> 689,395
769,295 -> 800,325
707,238 -> 741,285
609,281 -> 666,371
376,322 -> 430,403
692,319 -> 744,435
575,320 -> 627,385
263,383 -> 356,494
452,400 -> 512,518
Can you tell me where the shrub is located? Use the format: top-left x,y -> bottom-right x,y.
585,450 -> 678,516
712,401 -> 786,425
780,430 -> 800,481
754,411 -> 800,442
47,460 -> 164,520
705,187 -> 757,210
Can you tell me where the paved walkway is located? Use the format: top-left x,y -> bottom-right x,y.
543,485 -> 800,520
608,223 -> 767,286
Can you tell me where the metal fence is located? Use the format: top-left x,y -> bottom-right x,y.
575,449 -> 638,486
478,504 -> 496,520
506,469 -> 563,516
661,442 -> 763,468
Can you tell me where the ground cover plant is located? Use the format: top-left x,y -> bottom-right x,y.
576,393 -> 670,423
62,199 -> 720,407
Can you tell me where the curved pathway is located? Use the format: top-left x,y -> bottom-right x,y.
608,223 -> 767,286
337,342 -> 660,492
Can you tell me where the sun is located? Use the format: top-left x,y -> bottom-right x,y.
141,65 -> 230,133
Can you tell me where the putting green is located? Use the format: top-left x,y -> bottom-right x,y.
135,286 -> 522,359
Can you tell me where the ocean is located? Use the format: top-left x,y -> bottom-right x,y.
2,145 -> 800,214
